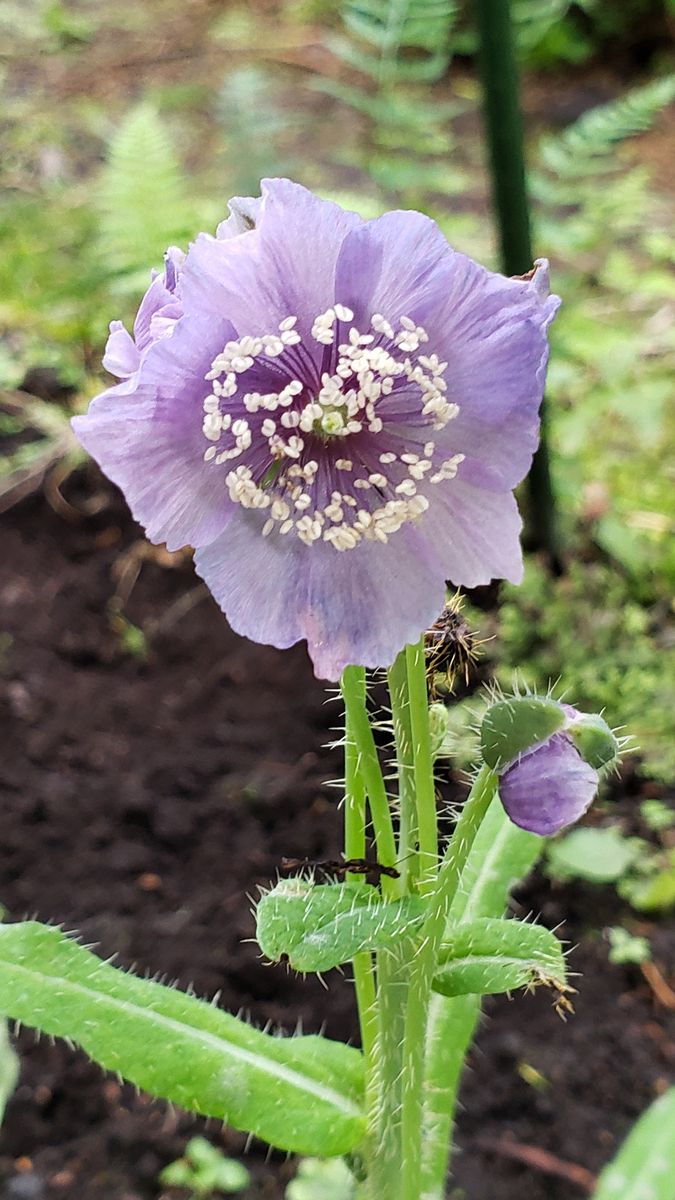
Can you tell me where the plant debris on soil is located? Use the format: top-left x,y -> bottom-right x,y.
0,470 -> 673,1200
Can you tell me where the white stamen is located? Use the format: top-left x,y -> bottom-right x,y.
203,305 -> 462,553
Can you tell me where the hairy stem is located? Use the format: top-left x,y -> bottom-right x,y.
388,648 -> 418,893
344,700 -> 378,1061
399,765 -> 498,1200
405,639 -> 438,894
341,666 -> 397,897
368,946 -> 409,1196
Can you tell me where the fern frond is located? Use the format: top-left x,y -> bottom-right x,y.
332,0 -> 458,89
511,0 -> 573,56
538,75 -> 675,181
96,102 -> 195,279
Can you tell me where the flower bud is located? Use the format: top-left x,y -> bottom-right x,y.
428,702 -> 451,759
481,697 -> 620,836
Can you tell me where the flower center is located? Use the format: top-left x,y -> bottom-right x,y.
201,305 -> 464,551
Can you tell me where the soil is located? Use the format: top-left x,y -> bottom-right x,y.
0,468 -> 673,1200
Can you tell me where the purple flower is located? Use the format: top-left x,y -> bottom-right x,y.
499,733 -> 599,836
72,179 -> 559,679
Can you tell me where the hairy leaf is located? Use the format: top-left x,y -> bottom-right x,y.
593,1088 -> 675,1200
433,917 -> 567,999
257,880 -> 425,972
0,922 -> 364,1156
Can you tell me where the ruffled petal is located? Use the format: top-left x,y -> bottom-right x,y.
499,734 -> 599,836
182,179 -> 363,335
334,209 -> 455,327
216,194 -> 263,239
414,478 -> 525,587
255,179 -> 363,326
432,257 -> 560,491
194,509 -> 447,680
73,310 -> 237,550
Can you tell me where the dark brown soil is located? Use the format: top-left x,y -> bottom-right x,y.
0,470 -> 673,1200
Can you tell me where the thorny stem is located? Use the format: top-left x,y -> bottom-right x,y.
399,765 -> 498,1200
388,648 -> 418,893
341,666 -> 398,899
405,638 -> 438,894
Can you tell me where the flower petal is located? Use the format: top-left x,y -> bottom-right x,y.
499,734 -> 599,836
417,479 -> 525,587
102,321 -> 140,379
334,209 -> 454,326
434,257 -> 560,491
182,179 -> 363,336
73,310 -> 237,550
194,510 -> 448,680
216,194 -> 263,239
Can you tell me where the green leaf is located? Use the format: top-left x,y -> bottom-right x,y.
0,1020 -> 19,1125
285,1157 -> 355,1200
422,801 -> 543,1193
480,696 -> 566,771
0,922 -> 364,1156
160,1137 -> 250,1195
256,880 -> 425,973
433,917 -> 567,999
538,75 -> 675,182
619,858 -> 675,913
593,1088 -> 675,1200
546,827 -> 643,884
607,927 -> 651,967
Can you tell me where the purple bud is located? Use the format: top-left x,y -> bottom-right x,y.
499,731 -> 599,837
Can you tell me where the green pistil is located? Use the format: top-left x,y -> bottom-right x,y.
259,459 -> 283,490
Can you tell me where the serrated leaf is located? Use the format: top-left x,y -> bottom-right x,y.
433,917 -> 566,998
257,880 -> 425,972
481,696 -> 566,771
593,1088 -> 675,1200
0,922 -> 364,1156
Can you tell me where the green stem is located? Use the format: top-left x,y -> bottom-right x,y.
341,666 -> 397,898
405,639 -> 437,894
474,0 -> 559,565
344,699 -> 378,1061
369,947 -> 409,1196
387,648 -> 418,892
399,765 -> 498,1200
